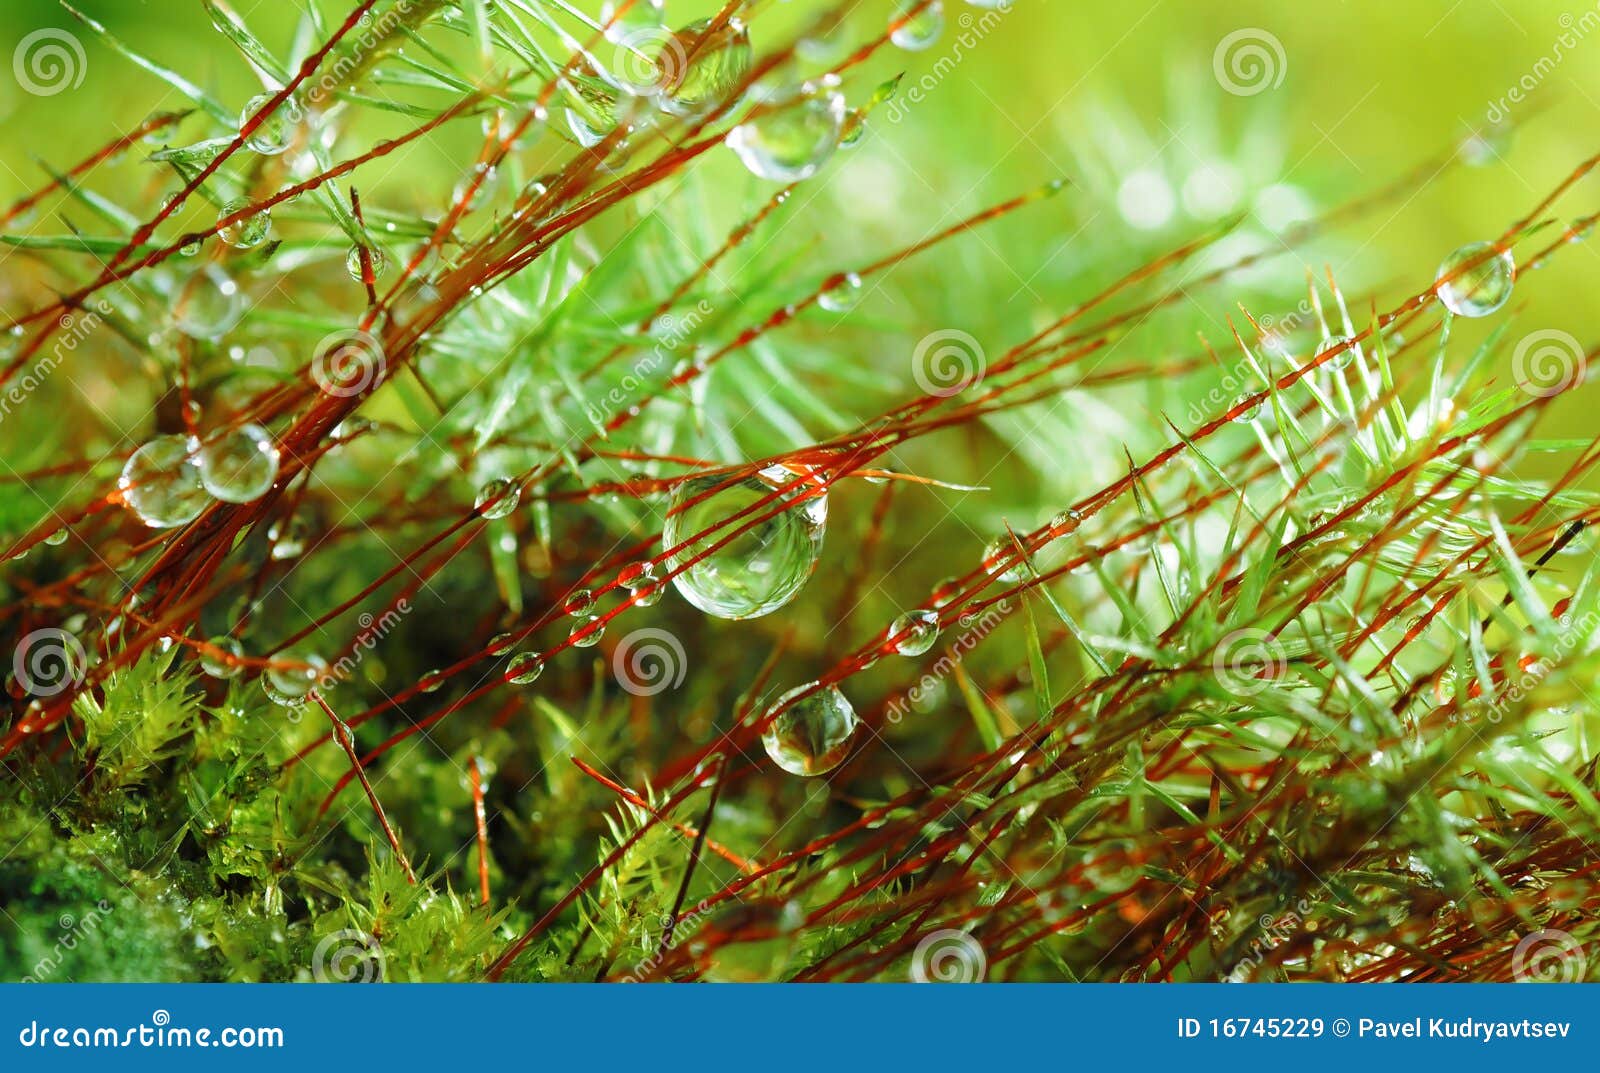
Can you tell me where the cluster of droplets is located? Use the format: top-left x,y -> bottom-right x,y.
118,424 -> 281,527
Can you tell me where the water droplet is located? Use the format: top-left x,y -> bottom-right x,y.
119,436 -> 209,528
1316,334 -> 1356,371
839,110 -> 866,149
601,0 -> 663,40
507,651 -> 544,684
982,537 -> 1033,582
1435,241 -> 1514,318
475,478 -> 520,519
565,588 -> 596,616
570,614 -> 604,647
1231,393 -> 1261,423
890,609 -> 940,656
267,517 -> 309,560
818,272 -> 862,312
1049,508 -> 1082,534
201,635 -> 244,679
263,651 -> 327,705
726,90 -> 846,182
196,423 -> 279,503
172,265 -> 242,339
241,93 -> 290,155
631,584 -> 664,608
43,528 -> 68,547
930,577 -> 964,607
419,669 -> 445,693
664,466 -> 827,620
346,244 -> 388,282
890,0 -> 944,50
218,198 -> 270,249
761,683 -> 858,776
619,561 -> 657,591
660,17 -> 752,114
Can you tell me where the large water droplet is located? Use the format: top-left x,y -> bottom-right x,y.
761,683 -> 858,776
506,652 -> 544,684
660,17 -> 752,114
890,609 -> 940,656
218,198 -> 270,249
241,92 -> 290,155
119,436 -> 209,528
263,651 -> 327,705
1435,241 -> 1514,318
346,244 -> 388,282
475,478 -> 520,519
1316,334 -> 1357,371
197,423 -> 279,503
889,0 -> 944,51
664,466 -> 827,619
726,90 -> 846,182
172,265 -> 243,339
201,635 -> 244,679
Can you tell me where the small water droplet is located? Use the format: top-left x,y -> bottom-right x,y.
1316,334 -> 1357,372
241,93 -> 290,155
889,609 -> 940,656
818,272 -> 862,313
1435,241 -> 1515,318
218,197 -> 270,249
1231,393 -> 1261,423
565,588 -> 596,616
197,423 -> 279,503
506,652 -> 544,684
346,244 -> 388,282
982,537 -> 1033,582
475,478 -> 520,519
570,614 -> 604,647
890,0 -> 944,50
119,436 -> 209,528
761,683 -> 858,776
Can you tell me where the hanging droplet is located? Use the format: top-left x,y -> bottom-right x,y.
632,583 -> 664,608
346,244 -> 388,282
982,537 -> 1033,582
475,478 -> 520,519
218,198 -> 270,249
506,652 -> 544,684
200,635 -> 244,679
726,90 -> 846,182
890,609 -> 940,656
619,561 -> 658,591
570,614 -> 604,647
761,683 -> 858,776
659,17 -> 752,114
418,669 -> 446,694
43,528 -> 68,547
197,423 -> 279,503
889,0 -> 944,51
839,111 -> 866,149
267,516 -> 309,560
818,272 -> 862,312
241,92 -> 290,155
565,588 -> 596,616
119,436 -> 209,528
1231,393 -> 1261,423
1435,241 -> 1515,318
263,651 -> 327,705
172,265 -> 242,339
664,466 -> 827,620
930,576 -> 964,607
1316,334 -> 1356,371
